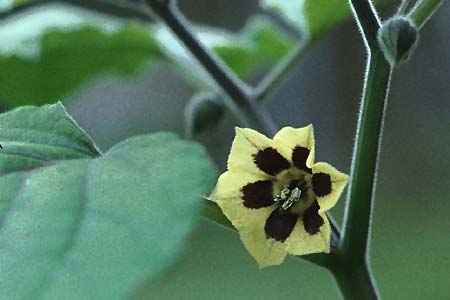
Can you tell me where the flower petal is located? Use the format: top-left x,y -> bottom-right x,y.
264,208 -> 298,242
302,200 -> 324,235
241,180 -> 275,209
311,162 -> 349,212
273,125 -> 315,172
211,171 -> 276,227
253,147 -> 291,176
284,212 -> 330,255
228,128 -> 290,176
211,170 -> 288,268
239,210 -> 289,268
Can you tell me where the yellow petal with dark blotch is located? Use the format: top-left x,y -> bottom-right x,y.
273,125 -> 315,170
211,171 -> 275,228
239,209 -> 289,268
284,212 -> 330,255
210,126 -> 347,267
311,162 -> 349,212
228,128 -> 289,176
211,170 -> 288,267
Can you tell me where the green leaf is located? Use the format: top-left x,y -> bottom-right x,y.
0,103 -> 100,168
0,103 -> 217,300
0,24 -> 163,108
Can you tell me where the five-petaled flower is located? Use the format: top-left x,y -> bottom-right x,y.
211,125 -> 349,268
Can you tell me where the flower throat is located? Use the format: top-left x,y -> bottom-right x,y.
274,180 -> 308,211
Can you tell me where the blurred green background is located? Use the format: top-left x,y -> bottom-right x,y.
1,0 -> 449,299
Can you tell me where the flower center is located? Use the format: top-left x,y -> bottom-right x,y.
274,180 -> 309,211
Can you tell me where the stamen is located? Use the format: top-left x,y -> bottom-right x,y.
281,187 -> 302,210
274,186 -> 290,205
274,180 -> 307,211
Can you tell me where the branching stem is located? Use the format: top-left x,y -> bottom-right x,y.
4,1 -> 442,298
149,0 -> 441,298
334,0 -> 391,299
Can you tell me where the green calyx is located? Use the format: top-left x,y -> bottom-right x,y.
377,16 -> 419,67
184,91 -> 225,137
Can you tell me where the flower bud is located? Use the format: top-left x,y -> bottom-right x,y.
377,16 -> 419,67
184,92 -> 224,137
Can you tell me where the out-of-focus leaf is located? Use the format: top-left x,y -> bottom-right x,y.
304,0 -> 354,41
0,24 -> 163,108
0,103 -> 217,300
213,17 -> 295,79
13,0 -> 30,5
260,0 -> 305,31
0,4 -> 293,108
0,0 -> 21,11
154,16 -> 295,86
135,220 -> 338,300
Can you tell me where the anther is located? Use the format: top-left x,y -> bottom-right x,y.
281,187 -> 302,210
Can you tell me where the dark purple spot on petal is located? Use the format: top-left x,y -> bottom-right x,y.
264,208 -> 298,242
241,180 -> 274,209
312,172 -> 332,197
302,200 -> 324,235
253,147 -> 290,176
292,146 -> 312,173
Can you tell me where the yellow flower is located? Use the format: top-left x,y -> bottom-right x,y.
211,125 -> 349,268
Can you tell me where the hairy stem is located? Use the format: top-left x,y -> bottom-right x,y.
338,0 -> 390,299
146,0 -> 443,298
340,49 -> 391,258
337,50 -> 390,299
397,0 -> 415,15
408,0 -> 443,28
349,0 -> 381,48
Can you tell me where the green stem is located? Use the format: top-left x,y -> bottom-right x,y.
339,50 -> 391,259
338,0 -> 390,299
408,0 -> 443,28
349,0 -> 381,48
147,0 -> 441,298
329,257 -> 380,300
397,0 -> 415,15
